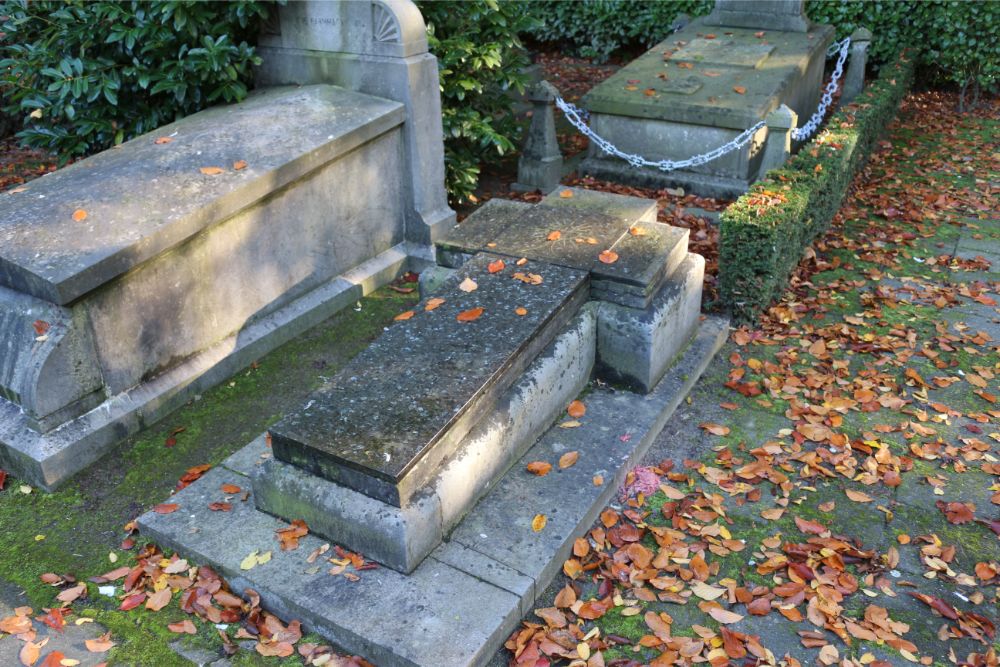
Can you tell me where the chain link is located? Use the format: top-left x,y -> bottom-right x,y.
792,37 -> 851,141
555,37 -> 852,171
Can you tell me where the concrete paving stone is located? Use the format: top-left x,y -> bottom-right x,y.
431,541 -> 535,616
436,199 -> 532,268
589,222 -> 688,308
138,467 -> 523,667
450,315 -> 728,591
220,433 -> 271,477
538,186 -> 658,225
268,252 -> 589,507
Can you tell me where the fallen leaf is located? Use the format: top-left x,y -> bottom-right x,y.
71,209 -> 88,222
208,502 -> 232,512
168,619 -> 197,634
33,320 -> 49,336
393,310 -> 415,321
531,514 -> 547,532
425,297 -> 445,311
487,259 -> 505,273
733,86 -> 746,95
276,519 -> 309,550
84,633 -> 114,653
233,160 -> 248,171
707,607 -> 744,624
514,306 -> 527,316
598,249 -> 618,264
690,581 -> 726,600
221,484 -> 241,494
154,136 -> 173,144
152,503 -> 179,514
558,451 -> 579,469
546,230 -> 561,241
559,189 -> 573,198
761,507 -> 785,520
526,461 -> 552,476
38,651 -> 66,667
699,422 -> 730,436
558,420 -> 581,429
458,277 -> 478,292
937,500 -> 974,524
145,587 -> 171,611
199,166 -> 224,175
456,307 -> 484,323
567,400 -> 586,418
19,639 -> 42,666
845,489 -> 874,503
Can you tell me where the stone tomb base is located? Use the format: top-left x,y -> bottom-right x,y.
0,85 -> 416,489
140,187 -> 729,666
580,17 -> 834,198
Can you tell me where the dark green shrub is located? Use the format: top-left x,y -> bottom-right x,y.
417,0 -> 537,205
0,0 -> 269,158
718,52 -> 915,323
526,0 -> 711,63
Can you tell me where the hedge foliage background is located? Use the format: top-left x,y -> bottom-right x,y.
0,0 -> 268,157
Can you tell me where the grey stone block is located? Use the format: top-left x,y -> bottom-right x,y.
417,264 -> 456,298
704,0 -> 810,32
268,253 -> 589,507
595,253 -> 704,393
221,433 -> 272,477
431,541 -> 535,616
539,186 -> 657,224
590,222 -> 689,308
253,304 -> 596,572
436,199 -> 532,268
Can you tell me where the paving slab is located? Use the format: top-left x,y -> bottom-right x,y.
268,253 -> 589,507
436,199 -> 532,268
0,587 -> 108,667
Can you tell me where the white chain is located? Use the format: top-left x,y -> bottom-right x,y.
555,36 -> 852,170
792,37 -> 851,141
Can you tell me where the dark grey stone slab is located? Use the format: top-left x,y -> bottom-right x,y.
430,541 -> 535,616
590,221 -> 688,307
269,253 -> 589,506
538,186 -> 658,224
0,85 -> 404,305
488,205 -> 630,270
138,467 -> 522,667
436,199 -> 532,268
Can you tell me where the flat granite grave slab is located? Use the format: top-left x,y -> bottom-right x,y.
137,315 -> 729,667
268,253 -> 589,507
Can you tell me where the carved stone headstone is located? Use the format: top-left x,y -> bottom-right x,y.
704,0 -> 810,33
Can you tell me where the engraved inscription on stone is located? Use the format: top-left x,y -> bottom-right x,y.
671,39 -> 774,69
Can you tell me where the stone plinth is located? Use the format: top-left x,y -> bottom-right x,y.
580,18 -> 834,198
0,85 -> 412,489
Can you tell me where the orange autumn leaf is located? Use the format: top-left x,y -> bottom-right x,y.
221,484 -> 241,494
531,514 -> 547,532
456,307 -> 484,323
559,189 -> 573,198
154,136 -> 173,144
526,461 -> 552,476
487,259 -> 506,273
85,632 -> 115,653
276,519 -> 309,550
733,86 -> 747,94
546,230 -> 562,241
643,88 -> 656,97
168,619 -> 197,634
699,422 -> 730,436
394,310 -> 416,321
558,451 -> 579,469
19,640 -> 42,666
233,160 -> 248,171
845,489 -> 874,503
567,400 -> 586,418
199,166 -> 224,175
514,306 -> 527,316
152,503 -> 179,514
598,249 -> 619,264
72,209 -> 87,222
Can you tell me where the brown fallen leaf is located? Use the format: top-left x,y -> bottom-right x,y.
526,461 -> 552,476
276,519 -> 309,550
845,489 -> 874,503
699,422 -> 730,436
233,159 -> 248,171
937,500 -> 975,524
393,310 -> 415,321
221,483 -> 241,494
458,277 -> 478,292
152,503 -> 179,514
71,209 -> 87,222
85,632 -> 115,653
559,189 -> 573,198
168,619 -> 197,634
546,230 -> 561,241
208,502 -> 232,512
154,136 -> 173,144
733,86 -> 746,95
531,514 -> 547,532
425,297 -> 445,311
558,451 -> 579,469
598,249 -> 619,264
487,259 -> 505,273
56,583 -> 86,604
19,639 -> 43,666
514,306 -> 527,316
456,307 -> 484,323
761,507 -> 785,520
567,400 -> 586,418
199,166 -> 224,175
706,606 -> 744,624
145,587 -> 171,611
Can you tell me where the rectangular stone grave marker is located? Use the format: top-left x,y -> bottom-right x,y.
670,39 -> 775,69
268,253 -> 589,507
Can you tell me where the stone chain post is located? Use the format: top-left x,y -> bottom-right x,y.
760,104 -> 798,175
842,27 -> 872,104
512,80 -> 563,194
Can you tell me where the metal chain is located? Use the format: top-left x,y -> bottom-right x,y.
792,37 -> 851,141
555,36 -> 852,171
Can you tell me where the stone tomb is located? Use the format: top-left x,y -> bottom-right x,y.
0,0 -> 454,489
140,186 -> 729,666
580,0 -> 834,198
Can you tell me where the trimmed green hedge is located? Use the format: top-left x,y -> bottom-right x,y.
718,51 -> 915,324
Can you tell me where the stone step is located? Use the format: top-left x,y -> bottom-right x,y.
267,253 -> 589,508
137,315 -> 729,667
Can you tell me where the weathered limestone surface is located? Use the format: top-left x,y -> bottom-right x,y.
255,0 -> 455,248
0,85 -> 413,488
268,253 -> 590,507
704,0 -> 810,32
580,14 -> 834,197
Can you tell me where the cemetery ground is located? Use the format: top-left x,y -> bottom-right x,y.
0,91 -> 997,667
